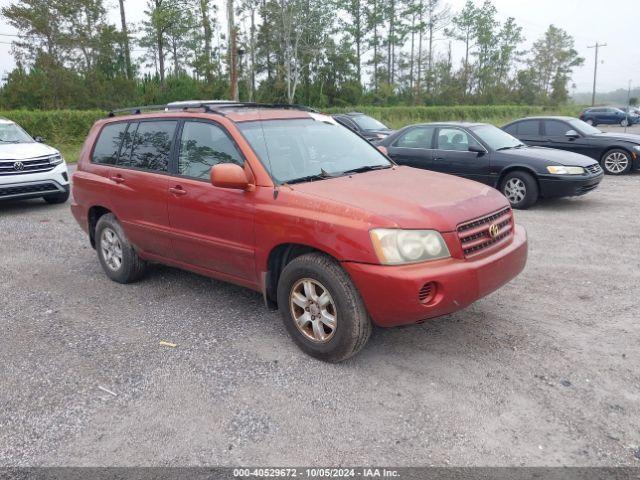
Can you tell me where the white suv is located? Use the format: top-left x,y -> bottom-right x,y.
0,118 -> 70,204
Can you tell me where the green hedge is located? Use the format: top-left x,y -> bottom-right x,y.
324,105 -> 582,129
0,105 -> 582,145
0,109 -> 105,144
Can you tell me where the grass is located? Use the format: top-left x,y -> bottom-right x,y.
56,143 -> 82,164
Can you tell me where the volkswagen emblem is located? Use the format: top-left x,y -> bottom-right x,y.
488,223 -> 500,238
13,161 -> 24,171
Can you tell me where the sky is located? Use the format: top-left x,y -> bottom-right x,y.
0,0 -> 638,93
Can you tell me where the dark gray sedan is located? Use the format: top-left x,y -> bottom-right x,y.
377,122 -> 603,209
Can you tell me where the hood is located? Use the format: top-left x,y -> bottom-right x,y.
501,146 -> 596,167
593,132 -> 640,144
290,166 -> 509,232
0,142 -> 58,160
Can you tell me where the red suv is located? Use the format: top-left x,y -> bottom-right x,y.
71,102 -> 527,362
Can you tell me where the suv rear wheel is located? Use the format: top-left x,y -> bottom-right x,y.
500,171 -> 539,209
95,213 -> 147,283
277,252 -> 371,362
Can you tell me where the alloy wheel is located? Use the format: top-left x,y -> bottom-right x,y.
604,152 -> 629,174
503,178 -> 527,205
100,227 -> 123,271
289,278 -> 337,343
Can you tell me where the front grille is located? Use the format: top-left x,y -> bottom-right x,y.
585,164 -> 602,175
457,207 -> 514,258
0,154 -> 60,176
0,182 -> 60,198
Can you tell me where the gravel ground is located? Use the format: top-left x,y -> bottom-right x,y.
1,153 -> 639,467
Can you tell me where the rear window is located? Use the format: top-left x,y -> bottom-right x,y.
517,120 -> 539,136
118,121 -> 177,172
92,122 -> 128,165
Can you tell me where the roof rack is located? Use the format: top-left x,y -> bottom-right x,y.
107,101 -> 318,117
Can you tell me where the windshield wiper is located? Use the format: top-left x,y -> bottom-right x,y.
496,145 -> 525,151
285,168 -> 338,185
340,164 -> 392,175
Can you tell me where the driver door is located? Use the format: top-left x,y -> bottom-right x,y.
541,120 -> 593,157
432,127 -> 492,185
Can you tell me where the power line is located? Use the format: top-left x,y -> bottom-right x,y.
587,42 -> 607,106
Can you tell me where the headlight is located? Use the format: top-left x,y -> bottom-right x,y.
49,154 -> 64,165
546,166 -> 585,175
632,145 -> 640,153
370,229 -> 451,265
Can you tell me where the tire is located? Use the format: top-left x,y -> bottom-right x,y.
601,149 -> 632,175
277,252 -> 372,362
620,118 -> 629,127
500,171 -> 539,209
95,213 -> 147,283
586,119 -> 595,126
43,189 -> 70,204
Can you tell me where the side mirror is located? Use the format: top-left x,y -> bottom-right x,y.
565,130 -> 580,139
377,145 -> 388,155
468,144 -> 486,155
211,163 -> 251,190
34,136 -> 45,143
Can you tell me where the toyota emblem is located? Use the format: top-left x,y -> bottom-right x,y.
13,161 -> 24,171
488,223 -> 500,238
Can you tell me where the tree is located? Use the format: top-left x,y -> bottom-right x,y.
525,25 -> 584,104
447,0 -> 477,97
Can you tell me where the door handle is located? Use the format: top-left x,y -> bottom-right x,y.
433,157 -> 445,161
109,174 -> 125,184
169,186 -> 187,196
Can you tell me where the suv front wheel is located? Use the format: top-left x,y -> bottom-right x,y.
95,213 -> 147,283
277,252 -> 372,362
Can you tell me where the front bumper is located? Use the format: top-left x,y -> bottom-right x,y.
343,225 -> 528,327
538,172 -> 603,198
0,162 -> 69,201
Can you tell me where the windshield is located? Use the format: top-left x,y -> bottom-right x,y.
351,115 -> 389,131
238,118 -> 391,184
470,124 -> 524,150
568,118 -> 601,135
0,122 -> 34,143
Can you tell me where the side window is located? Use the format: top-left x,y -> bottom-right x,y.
503,124 -> 517,135
395,127 -> 435,148
436,128 -> 481,151
544,120 -> 570,137
92,123 -> 128,165
120,121 -> 177,172
178,121 -> 244,180
517,120 -> 539,136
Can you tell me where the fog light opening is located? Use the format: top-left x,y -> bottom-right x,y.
419,281 -> 438,304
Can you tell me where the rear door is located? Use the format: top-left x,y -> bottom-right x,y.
431,127 -> 492,184
109,120 -> 177,258
541,119 -> 594,157
385,126 -> 436,169
514,120 -> 543,146
166,120 -> 256,283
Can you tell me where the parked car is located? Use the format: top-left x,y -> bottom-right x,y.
377,122 -> 603,209
578,106 -> 636,126
71,102 -> 527,362
618,106 -> 640,122
0,118 -> 70,204
332,112 -> 394,142
503,116 -> 640,175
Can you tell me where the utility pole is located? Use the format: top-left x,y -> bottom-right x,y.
587,42 -> 607,106
227,0 -> 239,101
